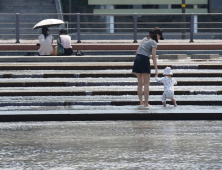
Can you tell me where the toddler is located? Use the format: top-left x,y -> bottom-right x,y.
155,67 -> 177,107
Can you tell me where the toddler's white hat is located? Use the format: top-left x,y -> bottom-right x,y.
163,67 -> 173,75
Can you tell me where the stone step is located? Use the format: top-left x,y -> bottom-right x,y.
191,54 -> 220,59
0,69 -> 221,78
0,100 -> 221,107
0,95 -> 220,102
0,55 -> 221,62
2,50 -> 222,56
2,44 -> 222,51
0,56 -> 135,62
4,77 -> 222,81
0,78 -> 221,86
0,69 -> 220,74
158,54 -> 188,59
0,72 -> 222,78
0,62 -> 221,70
0,86 -> 220,96
1,105 -> 222,115
0,94 -> 220,106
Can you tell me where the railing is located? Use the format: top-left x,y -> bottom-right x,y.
0,13 -> 222,43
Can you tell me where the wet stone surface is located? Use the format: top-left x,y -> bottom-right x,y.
0,105 -> 222,113
0,121 -> 222,169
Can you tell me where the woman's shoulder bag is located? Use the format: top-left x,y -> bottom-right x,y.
57,36 -> 65,55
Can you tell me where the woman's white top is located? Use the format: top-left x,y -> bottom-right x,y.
60,35 -> 72,49
38,34 -> 53,55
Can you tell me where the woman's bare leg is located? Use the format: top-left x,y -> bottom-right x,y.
142,73 -> 151,106
136,73 -> 144,105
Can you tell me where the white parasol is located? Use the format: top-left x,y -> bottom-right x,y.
33,19 -> 65,29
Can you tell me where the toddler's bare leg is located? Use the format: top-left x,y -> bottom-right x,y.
162,94 -> 166,107
172,99 -> 177,107
162,101 -> 166,107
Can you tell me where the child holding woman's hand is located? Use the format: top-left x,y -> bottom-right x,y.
155,67 -> 177,107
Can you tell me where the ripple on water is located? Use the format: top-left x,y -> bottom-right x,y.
0,121 -> 222,169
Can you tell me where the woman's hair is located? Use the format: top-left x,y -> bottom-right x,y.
147,27 -> 163,43
59,29 -> 68,35
42,27 -> 49,39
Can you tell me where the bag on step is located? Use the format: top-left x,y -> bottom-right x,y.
76,50 -> 84,56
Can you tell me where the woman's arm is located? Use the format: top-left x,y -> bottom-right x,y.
152,47 -> 158,77
155,76 -> 164,83
136,47 -> 139,54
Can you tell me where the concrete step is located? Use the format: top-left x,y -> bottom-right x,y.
2,43 -> 222,51
158,54 -> 188,59
0,105 -> 222,115
0,95 -> 221,106
0,55 -> 221,62
0,69 -> 221,78
191,54 -> 220,59
0,95 -> 220,102
2,50 -> 222,56
0,62 -> 221,70
0,56 -> 135,62
0,100 -> 221,107
0,78 -> 221,87
0,86 -> 221,96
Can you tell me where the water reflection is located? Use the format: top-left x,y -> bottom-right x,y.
0,121 -> 222,169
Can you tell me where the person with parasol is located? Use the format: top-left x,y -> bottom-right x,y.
37,27 -> 53,56
33,19 -> 65,56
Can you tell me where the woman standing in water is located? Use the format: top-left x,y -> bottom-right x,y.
132,27 -> 164,107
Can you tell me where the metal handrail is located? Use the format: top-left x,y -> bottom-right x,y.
1,12 -> 222,15
78,28 -> 192,30
1,13 -> 222,43
4,33 -> 213,36
2,21 -> 220,24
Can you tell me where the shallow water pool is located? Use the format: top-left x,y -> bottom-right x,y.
0,121 -> 221,169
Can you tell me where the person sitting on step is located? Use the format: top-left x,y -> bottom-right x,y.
52,29 -> 73,56
38,27 -> 53,56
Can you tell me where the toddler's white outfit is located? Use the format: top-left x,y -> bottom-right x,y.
155,67 -> 177,102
